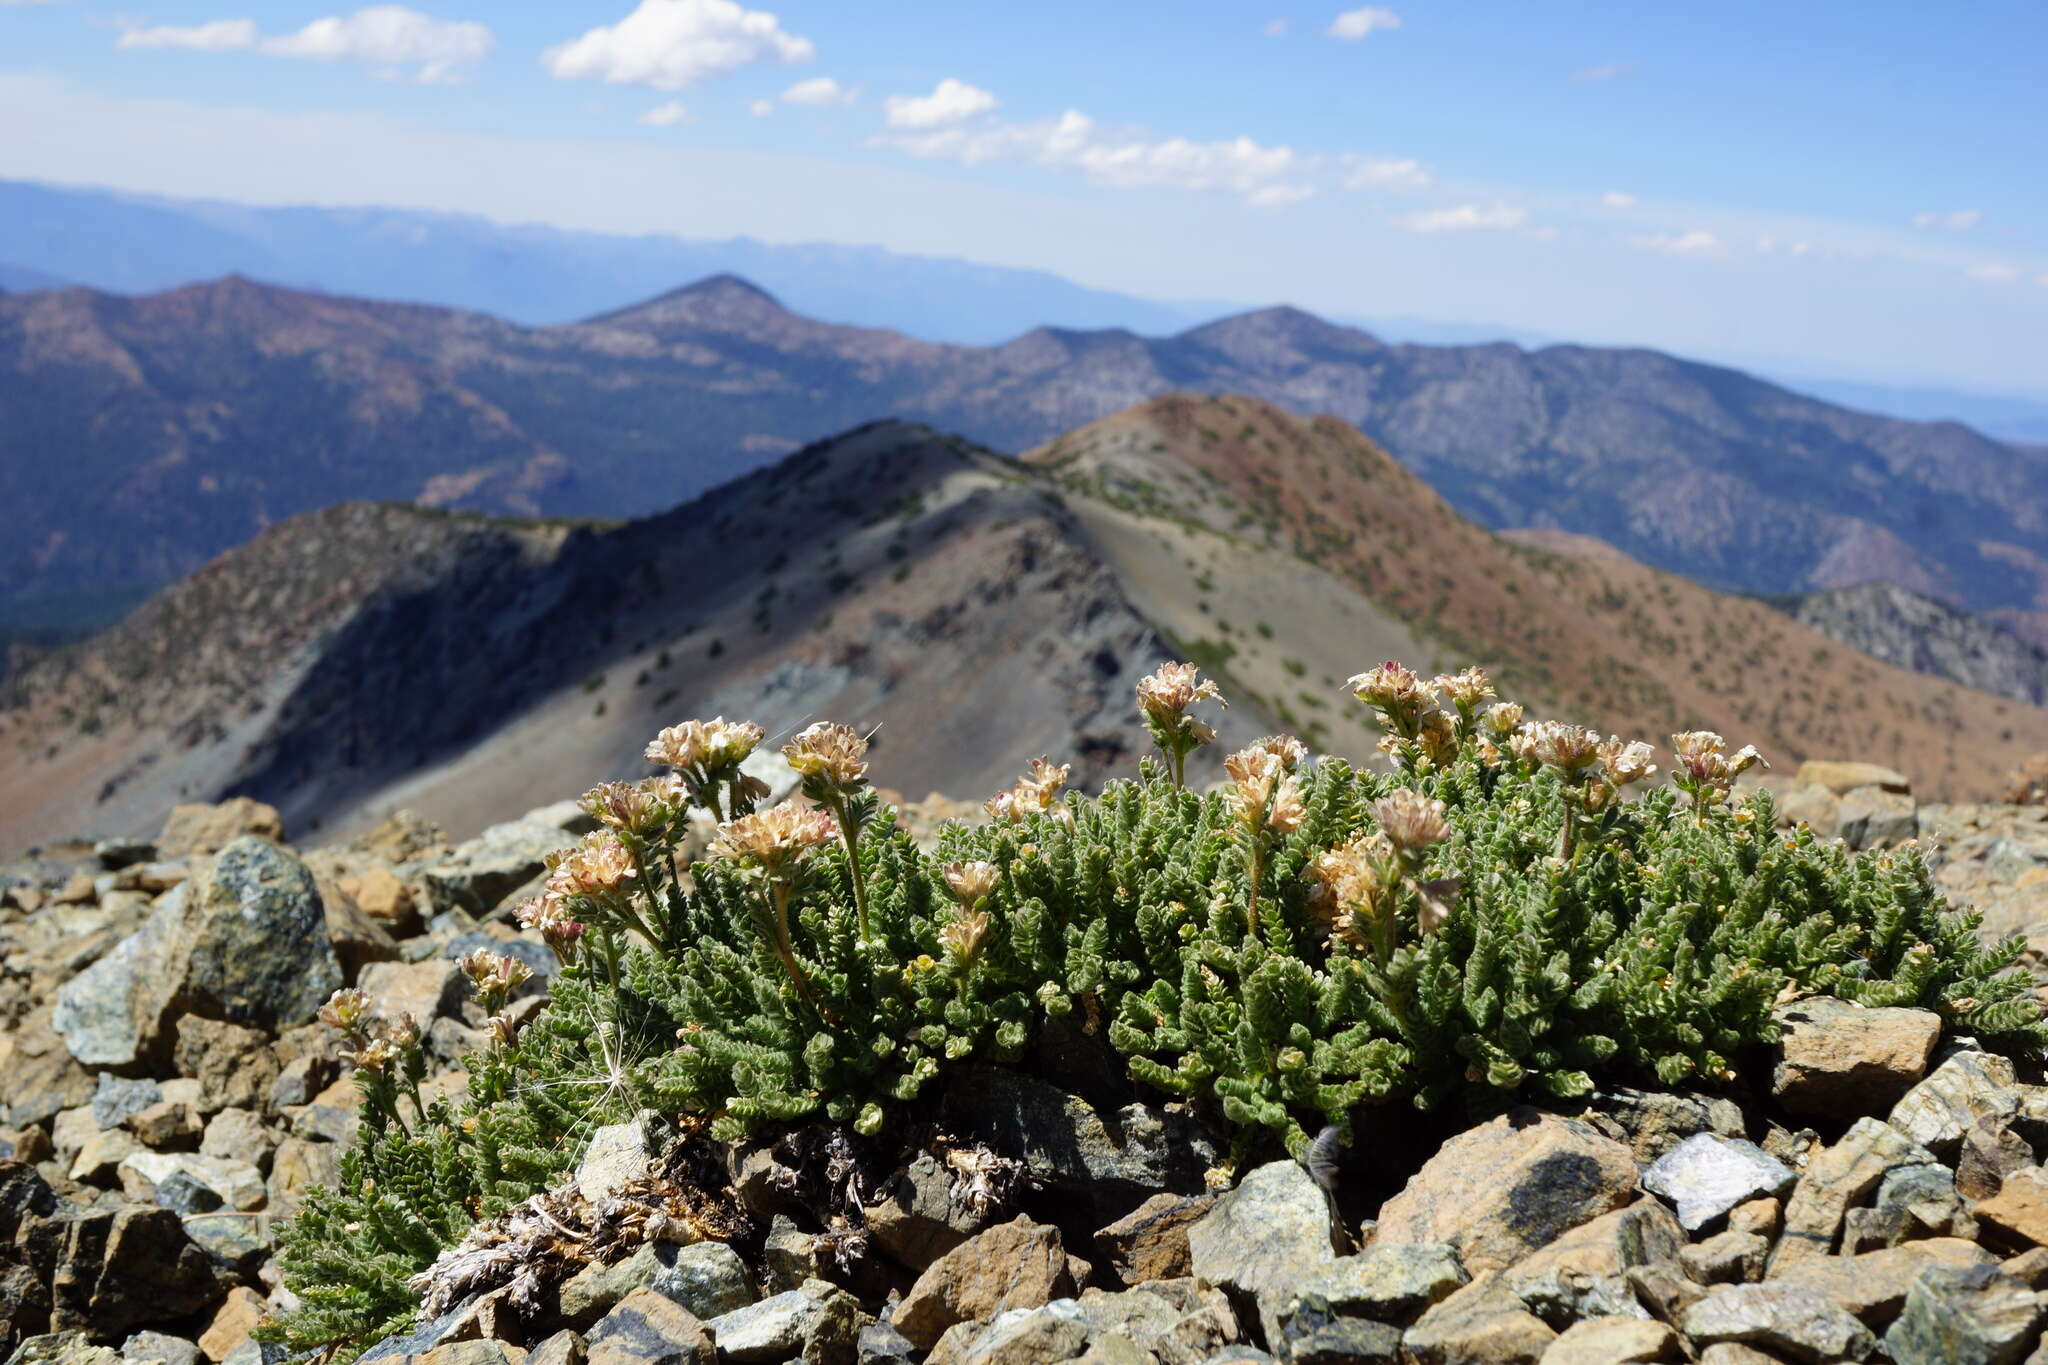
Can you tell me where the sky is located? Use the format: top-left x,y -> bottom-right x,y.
1,0 -> 2045,394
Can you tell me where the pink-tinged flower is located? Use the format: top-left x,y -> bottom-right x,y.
1601,738 -> 1658,787
1670,731 -> 1767,802
938,909 -> 992,964
1137,661 -> 1227,726
782,722 -> 870,788
1247,734 -> 1310,771
1510,720 -> 1607,774
708,801 -> 838,872
317,987 -> 371,1039
1346,661 -> 1433,711
986,758 -> 1073,823
644,717 -> 765,770
1432,667 -> 1495,710
549,832 -> 639,900
517,896 -> 587,964
580,779 -> 679,835
1224,747 -> 1306,835
1481,701 -> 1524,737
943,860 -> 1001,906
1370,789 -> 1451,852
458,949 -> 533,1005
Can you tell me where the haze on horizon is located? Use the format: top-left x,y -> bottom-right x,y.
1,0 -> 2043,398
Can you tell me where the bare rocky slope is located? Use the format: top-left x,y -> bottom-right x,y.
6,274 -> 2045,652
6,396 -> 2048,856
1764,582 -> 2048,706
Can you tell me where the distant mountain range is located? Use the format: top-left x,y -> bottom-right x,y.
1767,582 -> 2048,706
5,271 -> 2046,653
6,177 -> 2047,441
7,395 -> 2043,854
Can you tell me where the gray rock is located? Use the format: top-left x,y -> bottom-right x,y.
1839,786 -> 1917,849
1275,1243 -> 1466,1326
925,1301 -> 1090,1365
1771,1117 -> 1939,1275
117,1152 -> 264,1212
181,837 -> 343,1030
857,1320 -> 918,1364
119,1332 -> 198,1365
356,1298 -> 477,1363
51,886 -> 190,1068
575,1112 -> 667,1204
584,1288 -> 714,1365
413,820 -> 572,915
647,1241 -> 755,1321
1497,1200 -> 1687,1328
1889,1047 -> 2021,1159
559,1245 -> 668,1326
705,1279 -> 859,1364
1884,1263 -> 2044,1365
1681,1229 -> 1771,1285
1642,1134 -> 1796,1231
1584,1087 -> 1747,1162
1272,1296 -> 1404,1365
90,1077 -> 163,1133
1877,1161 -> 1975,1239
1187,1159 -> 1343,1346
8,1338 -> 122,1365
214,1346 -> 285,1365
941,1069 -> 1220,1198
867,1151 -> 992,1269
180,1211 -> 273,1277
443,934 -> 557,995
1681,1283 -> 1877,1362
1072,1280 -> 1238,1361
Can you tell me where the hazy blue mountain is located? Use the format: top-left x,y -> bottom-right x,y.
0,263 -> 67,293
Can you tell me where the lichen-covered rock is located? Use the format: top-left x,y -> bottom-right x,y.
1277,1242 -> 1467,1327
1374,1111 -> 1639,1277
1401,1277 -> 1556,1365
1680,1283 -> 1877,1362
584,1287 -> 715,1365
1582,1088 -> 1746,1163
181,837 -> 343,1030
706,1278 -> 859,1364
1772,997 -> 1941,1116
648,1241 -> 755,1322
1766,1238 -> 1994,1328
1642,1134 -> 1796,1232
1187,1159 -> 1344,1345
1883,1262 -> 2044,1365
51,890 -> 189,1068
1771,1118 -> 1938,1274
1889,1048 -> 2021,1159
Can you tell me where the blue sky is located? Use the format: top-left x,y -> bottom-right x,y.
2,0 -> 2044,393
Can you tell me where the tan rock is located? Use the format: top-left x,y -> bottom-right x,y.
197,1286 -> 266,1362
584,1287 -> 714,1365
1972,1165 -> 2048,1250
1402,1276 -> 1557,1365
352,864 -> 420,931
174,1017 -> 281,1115
1772,997 -> 1940,1116
892,1215 -> 1075,1349
157,798 -> 285,858
69,1128 -> 141,1185
1094,1192 -> 1215,1284
124,1099 -> 203,1150
1540,1317 -> 1678,1364
1374,1111 -> 1638,1277
268,1137 -> 342,1216
357,958 -> 462,1028
1838,786 -> 1917,849
1683,1230 -> 1771,1285
1765,1237 -> 1992,1326
1769,1117 -> 1932,1274
1728,1197 -> 1782,1239
1774,782 -> 1840,832
1797,761 -> 1910,796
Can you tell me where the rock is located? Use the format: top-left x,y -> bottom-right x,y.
1958,1118 -> 2037,1201
575,1112 -> 667,1204
157,800 -> 285,859
356,959 -> 463,1030
1973,1166 -> 2048,1251
289,1076 -> 361,1144
759,1215 -> 825,1293
1642,1134 -> 1796,1232
1682,1230 -> 1771,1285
409,1347 -> 511,1365
6,1336 -> 121,1365
1729,1197 -> 1782,1239
1271,1296 -> 1404,1364
524,1330 -> 585,1365
117,1152 -> 266,1212
347,865 -> 420,932
1767,1238 -> 1993,1328
182,837 -> 344,1031
941,1070 -> 1220,1198
1771,998 -> 1941,1116
1498,1200 -> 1686,1326
268,1055 -> 333,1110
53,894 -> 188,1067
216,1345 -> 285,1365
560,1245 -> 669,1326
267,1139 -> 341,1215
1539,1318 -> 1679,1364
1696,1345 -> 1785,1365
706,1278 -> 859,1364
1770,1117 -> 1937,1274
1,1012 -> 95,1127
1072,1280 -> 1238,1361
924,1301 -> 1090,1365
92,1076 -> 164,1132
196,1287 -> 265,1362
1373,1111 -> 1639,1277
1838,787 -> 1918,849
649,1241 -> 755,1321
1890,1048 -> 2020,1158
1680,1284 -> 1877,1362
180,1212 -> 273,1278
0,1126 -> 52,1164
1798,761 -> 1911,796
314,876 -> 401,982
1401,1278 -> 1557,1365
1875,1160 -> 1975,1240
69,1130 -> 141,1186
122,1332 -> 202,1365
583,1287 -> 715,1365
893,1216 -> 1076,1350
1093,1192 -> 1214,1284
413,820 -> 572,915
867,1151 -> 993,1270
125,1100 -> 203,1151
856,1320 -> 918,1364
95,839 -> 157,871
49,1205 -> 222,1338
356,1301 -> 476,1363
1186,1159 -> 1343,1344
1583,1088 -> 1747,1162
1626,1261 -> 1706,1326
200,1109 -> 274,1171
1277,1242 -> 1467,1325
1776,782 -> 1841,834
1884,1262 -> 2044,1365
2002,1245 -> 2048,1289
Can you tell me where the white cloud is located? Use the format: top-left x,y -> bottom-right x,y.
1248,183 -> 1316,208
1336,154 -> 1430,190
882,78 -> 998,131
1523,224 -> 1560,242
1600,190 -> 1636,209
1327,7 -> 1399,39
748,97 -> 774,116
1398,202 -> 1526,233
1571,60 -> 1637,83
1263,18 -> 1289,36
117,18 -> 258,51
260,7 -> 492,83
1913,208 -> 1982,230
639,100 -> 694,126
779,76 -> 856,107
1624,229 -> 1728,259
1967,263 -> 2020,283
544,0 -> 812,91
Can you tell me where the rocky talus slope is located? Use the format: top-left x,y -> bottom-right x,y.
1766,584 -> 2048,707
6,770 -> 2048,1365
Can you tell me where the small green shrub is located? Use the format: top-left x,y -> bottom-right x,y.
271,661 -> 2045,1356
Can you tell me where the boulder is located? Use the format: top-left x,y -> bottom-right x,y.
181,837 -> 343,1030
892,1216 -> 1076,1350
1497,1200 -> 1686,1325
1797,761 -> 1910,796
1276,1242 -> 1467,1326
1642,1134 -> 1796,1232
48,1205 -> 222,1338
1373,1111 -> 1639,1277
157,800 -> 284,859
1186,1159 -> 1343,1344
1772,998 -> 1941,1116
52,889 -> 190,1068
922,1301 -> 1090,1365
1680,1283 -> 1877,1362
648,1241 -> 755,1321
705,1278 -> 859,1364
1775,782 -> 1841,834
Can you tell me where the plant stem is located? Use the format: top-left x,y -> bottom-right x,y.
833,799 -> 872,941
1245,839 -> 1266,942
770,881 -> 834,1022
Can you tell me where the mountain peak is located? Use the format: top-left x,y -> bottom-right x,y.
584,273 -> 789,329
1180,304 -> 1384,362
